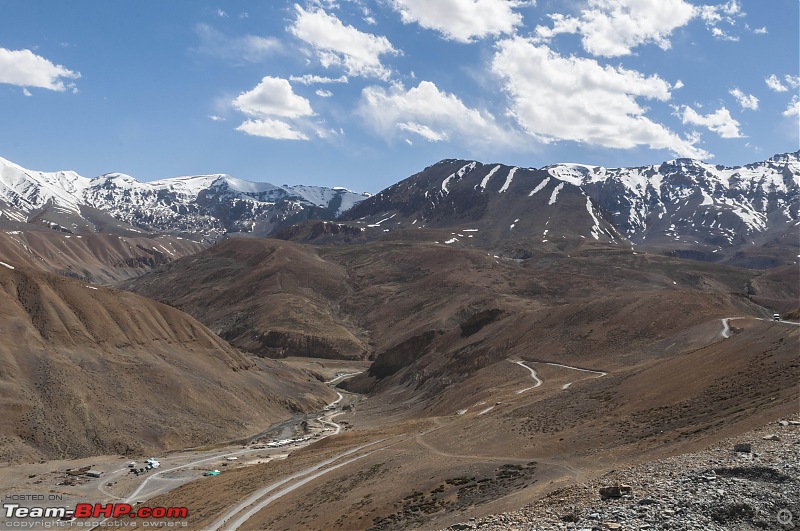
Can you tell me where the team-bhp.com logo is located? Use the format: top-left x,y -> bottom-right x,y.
4,502 -> 188,520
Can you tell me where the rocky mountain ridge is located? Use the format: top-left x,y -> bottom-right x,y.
0,157 -> 368,240
342,152 -> 799,266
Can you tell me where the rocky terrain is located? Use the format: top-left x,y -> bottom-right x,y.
447,416 -> 800,531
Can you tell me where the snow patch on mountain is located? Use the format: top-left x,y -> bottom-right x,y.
548,182 -> 565,205
529,177 -> 550,196
478,165 -> 501,191
499,167 -> 518,193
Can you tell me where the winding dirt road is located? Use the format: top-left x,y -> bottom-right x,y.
509,359 -> 542,393
720,316 -> 800,339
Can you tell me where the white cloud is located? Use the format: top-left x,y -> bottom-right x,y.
677,106 -> 741,138
783,96 -> 800,118
711,27 -> 738,41
699,0 -> 745,41
673,80 -> 685,89
209,115 -> 226,121
232,76 -> 313,118
398,122 -> 449,141
765,74 -> 788,92
729,88 -> 758,111
217,9 -> 228,17
388,0 -> 527,43
491,37 -> 707,158
535,0 -> 696,57
194,24 -> 282,62
359,80 -> 518,147
289,5 -> 398,80
785,75 -> 800,89
0,47 -> 79,91
289,74 -> 348,85
236,119 -> 309,140
316,89 -> 333,97
753,26 -> 767,34
699,0 -> 742,25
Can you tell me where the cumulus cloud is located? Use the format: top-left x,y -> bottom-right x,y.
677,106 -> 741,138
232,76 -> 316,140
236,119 -> 309,140
534,0 -> 696,57
729,88 -> 758,111
289,74 -> 348,85
194,24 -> 282,62
233,76 -> 313,118
0,47 -> 79,92
783,96 -> 800,118
491,37 -> 707,158
765,74 -> 788,92
763,74 -> 799,93
388,0 -> 527,43
289,5 -> 398,80
316,89 -> 333,97
358,80 -> 518,147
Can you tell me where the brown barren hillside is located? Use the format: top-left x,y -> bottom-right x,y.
121,237 -> 369,360
0,229 -> 205,284
0,263 -> 334,463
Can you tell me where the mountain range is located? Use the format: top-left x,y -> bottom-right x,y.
2,152 -> 797,268
0,156 -> 368,240
342,152 -> 799,267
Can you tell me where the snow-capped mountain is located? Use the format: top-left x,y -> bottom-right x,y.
342,152 -> 799,263
0,157 -> 368,239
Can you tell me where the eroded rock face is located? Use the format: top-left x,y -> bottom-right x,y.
236,329 -> 367,360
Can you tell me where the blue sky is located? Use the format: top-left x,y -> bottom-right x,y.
1,0 -> 798,193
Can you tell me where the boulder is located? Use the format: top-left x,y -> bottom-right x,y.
599,484 -> 633,498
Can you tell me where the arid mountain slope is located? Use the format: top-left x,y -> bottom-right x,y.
0,228 -> 205,284
122,235 -> 789,396
0,263 -> 334,463
328,239 -> 771,397
121,237 -> 368,360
